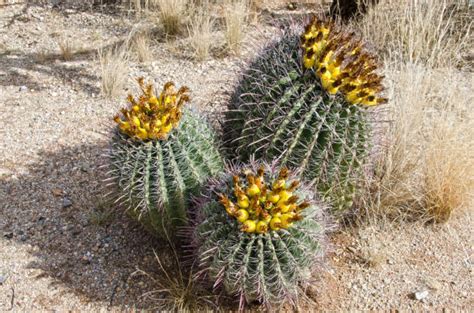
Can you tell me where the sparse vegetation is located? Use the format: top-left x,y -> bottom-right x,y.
57,36 -> 74,61
354,0 -> 473,222
133,32 -> 154,62
154,0 -> 188,36
188,7 -> 215,61
98,46 -> 130,98
224,0 -> 249,54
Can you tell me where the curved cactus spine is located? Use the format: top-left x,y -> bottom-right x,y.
108,79 -> 223,237
225,24 -> 383,213
190,162 -> 328,308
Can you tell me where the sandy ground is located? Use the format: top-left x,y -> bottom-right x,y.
1,2 -> 473,311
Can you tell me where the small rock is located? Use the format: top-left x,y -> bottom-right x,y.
62,198 -> 73,208
0,274 -> 7,285
425,278 -> 442,291
19,85 -> 28,92
387,259 -> 394,265
81,255 -> 91,265
51,188 -> 64,197
3,231 -> 13,239
413,290 -> 429,300
20,234 -> 28,242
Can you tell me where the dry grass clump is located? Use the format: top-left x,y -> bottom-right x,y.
136,243 -> 218,311
188,7 -> 215,61
98,46 -> 130,98
356,0 -> 472,68
361,63 -> 473,222
354,0 -> 473,223
133,32 -> 154,62
224,0 -> 249,54
57,37 -> 74,61
154,0 -> 188,36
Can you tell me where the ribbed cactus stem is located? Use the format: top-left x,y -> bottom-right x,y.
191,163 -> 327,308
225,30 -> 374,213
109,111 -> 223,237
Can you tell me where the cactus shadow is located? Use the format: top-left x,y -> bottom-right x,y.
0,142 -> 181,309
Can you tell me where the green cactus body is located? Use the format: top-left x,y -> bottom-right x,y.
225,31 -> 371,213
191,162 -> 327,308
109,110 -> 223,237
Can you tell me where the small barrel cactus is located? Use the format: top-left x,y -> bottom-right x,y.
225,19 -> 386,213
108,78 -> 223,237
191,162 -> 327,308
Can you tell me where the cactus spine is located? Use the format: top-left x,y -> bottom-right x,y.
108,79 -> 223,237
191,162 -> 327,308
225,21 -> 386,213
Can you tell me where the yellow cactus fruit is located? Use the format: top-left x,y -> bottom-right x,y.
113,77 -> 190,140
220,166 -> 311,234
256,221 -> 268,234
247,184 -> 261,196
269,217 -> 282,231
242,220 -> 257,233
237,195 -> 250,209
267,192 -> 280,204
301,17 -> 387,107
235,209 -> 250,223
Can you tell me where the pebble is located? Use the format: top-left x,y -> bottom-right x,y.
62,197 -> 73,208
0,274 -> 7,285
413,290 -> 429,300
19,85 -> 28,92
3,231 -> 13,239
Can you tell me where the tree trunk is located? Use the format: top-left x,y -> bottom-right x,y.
330,0 -> 380,20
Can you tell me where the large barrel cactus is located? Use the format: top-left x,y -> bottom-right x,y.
108,78 -> 223,237
191,162 -> 327,309
225,19 -> 386,213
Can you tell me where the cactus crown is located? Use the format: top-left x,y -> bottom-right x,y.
219,166 -> 311,234
114,78 -> 190,140
302,17 -> 387,106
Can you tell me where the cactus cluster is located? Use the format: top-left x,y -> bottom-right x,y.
106,16 -> 386,310
225,21 -> 384,213
108,79 -> 223,237
192,162 -> 327,308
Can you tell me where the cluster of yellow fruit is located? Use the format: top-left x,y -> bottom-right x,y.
219,167 -> 311,234
114,78 -> 190,140
301,17 -> 387,107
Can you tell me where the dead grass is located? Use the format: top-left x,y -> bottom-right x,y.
57,36 -> 73,61
98,46 -> 130,98
133,32 -> 154,62
224,0 -> 249,54
353,0 -> 473,223
360,63 -> 473,222
154,0 -> 188,36
356,0 -> 473,68
135,240 -> 219,311
188,6 -> 215,61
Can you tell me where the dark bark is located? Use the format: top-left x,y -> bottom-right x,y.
330,0 -> 380,20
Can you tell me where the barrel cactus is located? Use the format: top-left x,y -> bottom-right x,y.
191,162 -> 327,309
108,78 -> 223,238
224,18 -> 386,213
